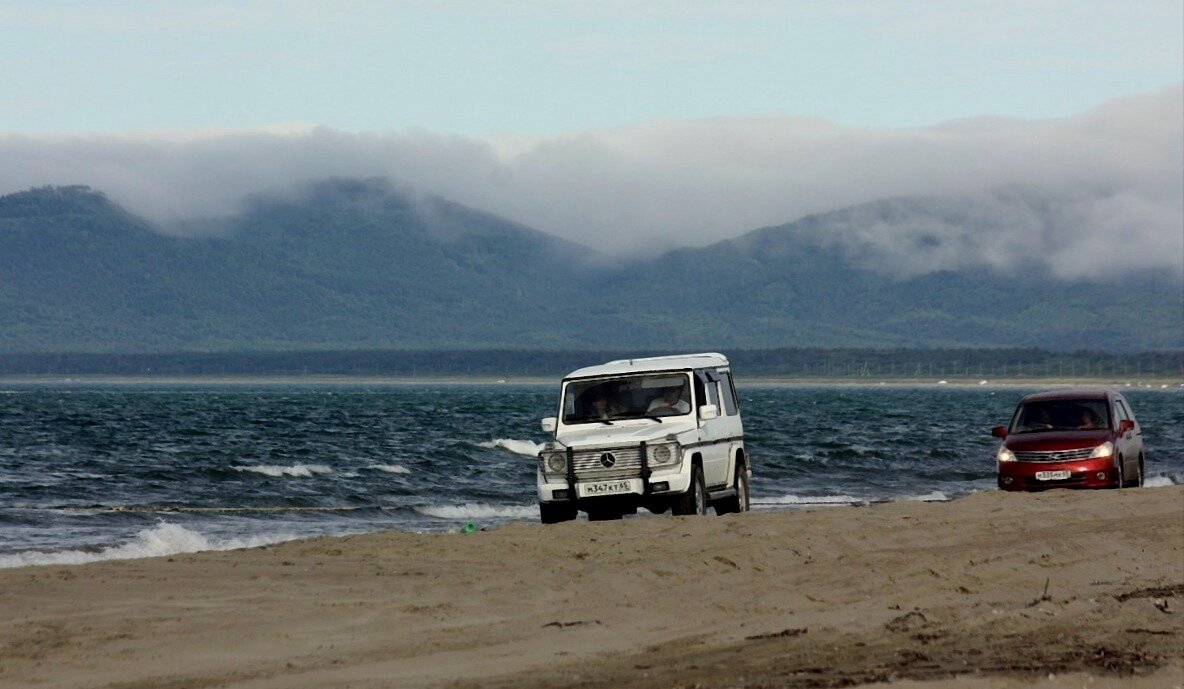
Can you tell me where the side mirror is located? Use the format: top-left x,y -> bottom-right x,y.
1118,419 -> 1135,435
699,404 -> 719,420
990,426 -> 1008,439
541,417 -> 557,433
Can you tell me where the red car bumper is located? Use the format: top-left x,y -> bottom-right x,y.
997,458 -> 1119,491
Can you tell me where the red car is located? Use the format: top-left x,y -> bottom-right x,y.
992,389 -> 1145,491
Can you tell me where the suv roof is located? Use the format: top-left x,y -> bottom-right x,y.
564,352 -> 730,379
1020,389 -> 1111,403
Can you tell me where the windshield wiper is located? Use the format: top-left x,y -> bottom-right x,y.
644,416 -> 664,423
598,419 -> 613,425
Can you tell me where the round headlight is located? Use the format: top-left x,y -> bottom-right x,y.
650,444 -> 675,466
544,452 -> 567,474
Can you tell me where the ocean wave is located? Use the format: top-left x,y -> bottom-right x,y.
903,491 -> 949,502
415,502 -> 539,520
1144,475 -> 1178,488
478,438 -> 542,457
756,491 -> 950,507
0,522 -> 299,569
366,464 -> 410,474
754,494 -> 866,506
232,464 -> 332,478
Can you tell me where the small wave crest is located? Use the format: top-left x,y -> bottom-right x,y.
478,439 -> 542,457
232,464 -> 332,478
755,494 -> 866,507
366,464 -> 411,474
904,491 -> 949,502
0,522 -> 298,569
1144,475 -> 1178,488
756,491 -> 948,507
415,502 -> 539,520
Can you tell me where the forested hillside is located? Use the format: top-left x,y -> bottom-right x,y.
1,183 -> 1179,352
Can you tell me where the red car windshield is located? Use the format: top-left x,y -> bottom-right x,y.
1010,399 -> 1110,434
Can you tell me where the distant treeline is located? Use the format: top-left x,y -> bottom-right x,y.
0,348 -> 1180,380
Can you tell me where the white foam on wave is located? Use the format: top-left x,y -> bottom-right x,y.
478,438 -> 543,457
1144,475 -> 1178,488
416,502 -> 539,520
0,522 -> 299,569
366,464 -> 411,474
904,491 -> 949,502
755,494 -> 865,507
756,491 -> 955,508
232,464 -> 332,478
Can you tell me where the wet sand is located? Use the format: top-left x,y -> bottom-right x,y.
2,486 -> 1181,688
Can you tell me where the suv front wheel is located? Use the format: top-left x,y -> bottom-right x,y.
715,462 -> 749,515
672,465 -> 707,516
540,502 -> 577,524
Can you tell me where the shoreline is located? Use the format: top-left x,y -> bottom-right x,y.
2,486 -> 1181,688
5,478 -> 1181,571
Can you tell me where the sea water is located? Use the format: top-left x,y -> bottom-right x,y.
1,383 -> 1180,567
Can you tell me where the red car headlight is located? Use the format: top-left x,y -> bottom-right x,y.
1089,441 -> 1114,459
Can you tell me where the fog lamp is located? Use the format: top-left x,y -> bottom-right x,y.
1096,472 -> 1106,481
651,481 -> 669,492
552,489 -> 571,500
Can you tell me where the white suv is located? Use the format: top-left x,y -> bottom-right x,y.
536,353 -> 750,523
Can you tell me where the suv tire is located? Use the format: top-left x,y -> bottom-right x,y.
672,465 -> 707,516
716,463 -> 750,515
539,502 -> 577,524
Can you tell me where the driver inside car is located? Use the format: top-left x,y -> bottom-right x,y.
646,386 -> 690,415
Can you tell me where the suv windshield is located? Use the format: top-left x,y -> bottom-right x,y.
1010,399 -> 1110,434
562,373 -> 692,424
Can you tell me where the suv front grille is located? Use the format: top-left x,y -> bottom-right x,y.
572,447 -> 644,480
1013,447 -> 1095,463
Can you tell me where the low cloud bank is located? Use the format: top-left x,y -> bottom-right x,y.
0,84 -> 1179,279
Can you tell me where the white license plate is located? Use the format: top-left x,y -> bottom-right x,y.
1034,470 -> 1071,481
579,479 -> 634,497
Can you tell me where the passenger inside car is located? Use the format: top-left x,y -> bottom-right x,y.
1077,408 -> 1102,429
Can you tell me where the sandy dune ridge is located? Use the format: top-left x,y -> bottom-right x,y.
1,486 -> 1181,688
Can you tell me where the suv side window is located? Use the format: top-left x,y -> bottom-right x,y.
695,370 -> 719,410
719,371 -> 738,416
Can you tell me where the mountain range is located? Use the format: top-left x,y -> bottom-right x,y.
0,181 -> 1179,352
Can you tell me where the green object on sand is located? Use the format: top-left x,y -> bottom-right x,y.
460,522 -> 477,533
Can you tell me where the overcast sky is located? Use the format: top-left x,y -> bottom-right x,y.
2,1 -> 1181,134
0,2 -> 1180,277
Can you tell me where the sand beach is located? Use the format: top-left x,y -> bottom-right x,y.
2,486 -> 1181,689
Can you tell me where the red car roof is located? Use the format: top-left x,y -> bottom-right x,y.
1019,389 -> 1111,403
